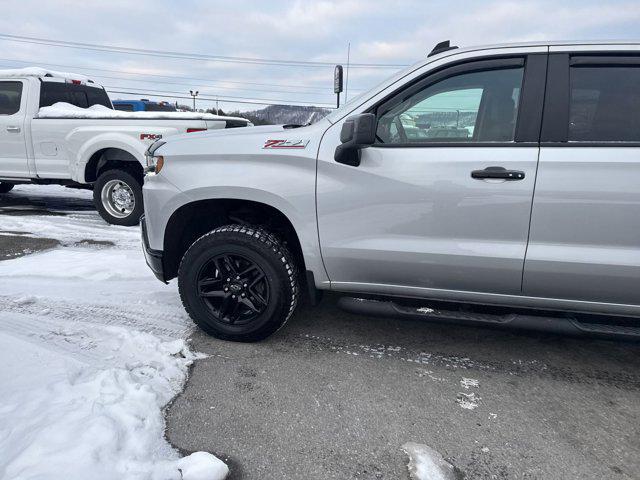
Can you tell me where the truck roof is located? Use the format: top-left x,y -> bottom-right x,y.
0,67 -> 93,83
433,39 -> 640,58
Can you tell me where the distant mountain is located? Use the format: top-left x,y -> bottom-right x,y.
218,104 -> 332,126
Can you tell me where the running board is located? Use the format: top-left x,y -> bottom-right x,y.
337,297 -> 640,341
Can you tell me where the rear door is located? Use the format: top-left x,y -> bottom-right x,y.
316,53 -> 547,297
523,52 -> 640,305
0,80 -> 29,177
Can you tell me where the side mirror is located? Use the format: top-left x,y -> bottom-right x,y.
334,113 -> 377,167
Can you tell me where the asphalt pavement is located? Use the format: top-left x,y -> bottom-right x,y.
166,296 -> 640,480
3,185 -> 639,480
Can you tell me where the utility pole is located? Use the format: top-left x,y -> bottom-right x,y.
345,42 -> 351,103
189,90 -> 199,111
216,97 -> 219,115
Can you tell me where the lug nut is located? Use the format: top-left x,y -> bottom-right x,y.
232,295 -> 236,299
243,283 -> 247,287
241,293 -> 246,297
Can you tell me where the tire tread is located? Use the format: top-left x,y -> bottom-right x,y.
178,224 -> 299,341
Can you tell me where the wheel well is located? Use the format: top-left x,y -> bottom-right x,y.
163,199 -> 306,281
84,148 -> 143,183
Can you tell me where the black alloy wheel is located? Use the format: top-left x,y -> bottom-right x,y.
197,253 -> 270,325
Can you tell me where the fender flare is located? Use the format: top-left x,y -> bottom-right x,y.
164,186 -> 327,284
73,133 -> 147,183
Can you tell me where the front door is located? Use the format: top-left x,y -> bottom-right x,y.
524,53 -> 640,306
0,80 -> 28,178
317,55 -> 546,296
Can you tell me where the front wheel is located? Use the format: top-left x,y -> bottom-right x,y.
178,225 -> 299,342
93,169 -> 143,226
0,182 -> 14,194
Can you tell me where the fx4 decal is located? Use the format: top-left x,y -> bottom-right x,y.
140,133 -> 163,141
263,139 -> 310,149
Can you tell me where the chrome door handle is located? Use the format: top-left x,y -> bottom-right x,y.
6,126 -> 21,133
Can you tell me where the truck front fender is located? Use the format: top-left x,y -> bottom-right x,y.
184,186 -> 327,284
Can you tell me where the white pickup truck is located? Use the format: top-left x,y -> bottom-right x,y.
0,68 -> 251,225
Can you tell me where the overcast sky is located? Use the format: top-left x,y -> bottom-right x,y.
0,0 -> 639,112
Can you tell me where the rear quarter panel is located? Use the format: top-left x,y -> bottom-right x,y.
29,118 -> 211,181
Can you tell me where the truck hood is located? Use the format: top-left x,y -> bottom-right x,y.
156,120 -> 328,157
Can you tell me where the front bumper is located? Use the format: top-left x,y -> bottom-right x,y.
141,215 -> 166,283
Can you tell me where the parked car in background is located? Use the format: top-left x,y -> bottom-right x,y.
0,68 -> 252,225
113,99 -> 177,112
142,40 -> 640,342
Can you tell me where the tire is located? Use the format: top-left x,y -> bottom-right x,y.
93,169 -> 143,226
0,182 -> 14,194
178,225 -> 299,342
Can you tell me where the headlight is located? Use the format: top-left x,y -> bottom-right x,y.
144,140 -> 166,174
144,155 -> 165,174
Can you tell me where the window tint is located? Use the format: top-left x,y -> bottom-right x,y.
144,102 -> 176,112
113,103 -> 135,111
40,82 -> 112,109
376,67 -> 523,144
569,66 -> 640,142
0,81 -> 23,115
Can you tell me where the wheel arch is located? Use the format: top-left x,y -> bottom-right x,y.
84,147 -> 144,184
75,133 -> 146,183
162,198 -> 307,282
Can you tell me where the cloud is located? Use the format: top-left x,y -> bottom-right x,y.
248,0 -> 373,39
0,0 -> 638,111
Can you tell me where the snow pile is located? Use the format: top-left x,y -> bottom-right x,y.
402,442 -> 457,480
0,326 -> 227,480
0,185 -> 228,480
38,102 -> 244,122
0,67 -> 91,81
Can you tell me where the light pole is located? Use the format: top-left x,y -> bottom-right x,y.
189,90 -> 199,111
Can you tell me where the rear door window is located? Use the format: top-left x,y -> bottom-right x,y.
569,64 -> 640,142
0,81 -> 23,115
40,82 -> 112,109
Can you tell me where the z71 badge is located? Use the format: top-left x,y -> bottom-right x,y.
263,139 -> 310,149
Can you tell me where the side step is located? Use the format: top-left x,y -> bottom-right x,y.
337,297 -> 640,341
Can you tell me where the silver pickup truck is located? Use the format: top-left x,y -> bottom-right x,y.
142,40 -> 640,341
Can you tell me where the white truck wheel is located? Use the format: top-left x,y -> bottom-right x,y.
93,169 -> 143,226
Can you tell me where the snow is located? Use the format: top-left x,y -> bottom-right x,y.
38,102 -> 245,123
460,377 -> 479,389
0,67 -> 91,81
0,185 -> 228,480
402,442 -> 457,480
455,392 -> 480,410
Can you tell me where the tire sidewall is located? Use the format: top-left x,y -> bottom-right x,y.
179,229 -> 296,341
93,169 -> 143,226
